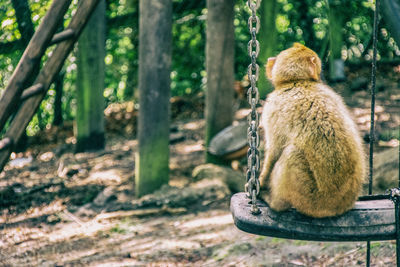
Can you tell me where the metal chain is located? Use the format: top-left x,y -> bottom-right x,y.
367,0 -> 380,265
245,0 -> 261,215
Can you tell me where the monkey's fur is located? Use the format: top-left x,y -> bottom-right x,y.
260,43 -> 366,218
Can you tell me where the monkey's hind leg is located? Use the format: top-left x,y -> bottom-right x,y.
260,149 -> 292,212
259,144 -> 283,192
271,147 -> 323,217
268,171 -> 291,212
259,162 -> 271,193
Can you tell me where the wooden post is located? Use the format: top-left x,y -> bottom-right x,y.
135,0 -> 172,197
258,0 -> 278,97
75,0 -> 106,152
205,0 -> 235,164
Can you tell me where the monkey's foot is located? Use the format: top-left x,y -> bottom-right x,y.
270,199 -> 291,212
259,190 -> 272,206
262,193 -> 291,212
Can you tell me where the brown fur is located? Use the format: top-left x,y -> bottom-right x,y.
260,43 -> 366,218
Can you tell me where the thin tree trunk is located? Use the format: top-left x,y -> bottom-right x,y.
124,0 -> 139,100
328,0 -> 345,81
298,0 -> 316,50
258,0 -> 278,97
135,0 -> 172,197
205,0 -> 235,164
11,0 -> 34,45
75,0 -> 106,152
53,71 -> 64,126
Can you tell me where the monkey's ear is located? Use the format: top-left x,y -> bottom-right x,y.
266,57 -> 276,79
309,56 -> 319,81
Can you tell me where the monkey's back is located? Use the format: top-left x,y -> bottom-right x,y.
262,81 -> 366,216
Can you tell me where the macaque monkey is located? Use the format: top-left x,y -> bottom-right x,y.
260,43 -> 366,218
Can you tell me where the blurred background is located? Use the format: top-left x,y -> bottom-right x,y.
0,0 -> 399,137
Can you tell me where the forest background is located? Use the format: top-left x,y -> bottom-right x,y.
1,0 -> 398,137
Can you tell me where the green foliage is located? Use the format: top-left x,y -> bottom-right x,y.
110,224 -> 127,234
105,0 -> 137,104
0,0 -> 399,135
172,4 -> 205,96
0,0 -> 18,42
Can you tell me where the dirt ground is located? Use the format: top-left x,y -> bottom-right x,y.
0,65 -> 400,266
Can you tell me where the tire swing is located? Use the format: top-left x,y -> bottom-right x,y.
230,0 -> 400,265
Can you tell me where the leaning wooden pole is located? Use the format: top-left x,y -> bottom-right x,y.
0,0 -> 72,133
0,0 -> 101,172
135,0 -> 172,197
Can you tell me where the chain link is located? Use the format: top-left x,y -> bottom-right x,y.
245,0 -> 261,215
247,0 -> 261,10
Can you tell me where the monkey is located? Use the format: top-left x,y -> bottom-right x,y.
259,43 -> 366,218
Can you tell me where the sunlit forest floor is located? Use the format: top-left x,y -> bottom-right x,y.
0,65 -> 399,266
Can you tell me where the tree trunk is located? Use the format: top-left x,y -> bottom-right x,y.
75,0 -> 106,152
205,0 -> 235,164
53,71 -> 64,126
11,0 -> 35,46
124,0 -> 139,100
257,0 -> 278,97
381,0 -> 400,47
135,0 -> 172,197
298,0 -> 316,50
328,0 -> 345,81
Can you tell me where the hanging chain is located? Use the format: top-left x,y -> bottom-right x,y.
245,0 -> 261,215
366,0 -> 380,266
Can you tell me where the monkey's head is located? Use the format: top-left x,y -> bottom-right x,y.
266,43 -> 322,87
